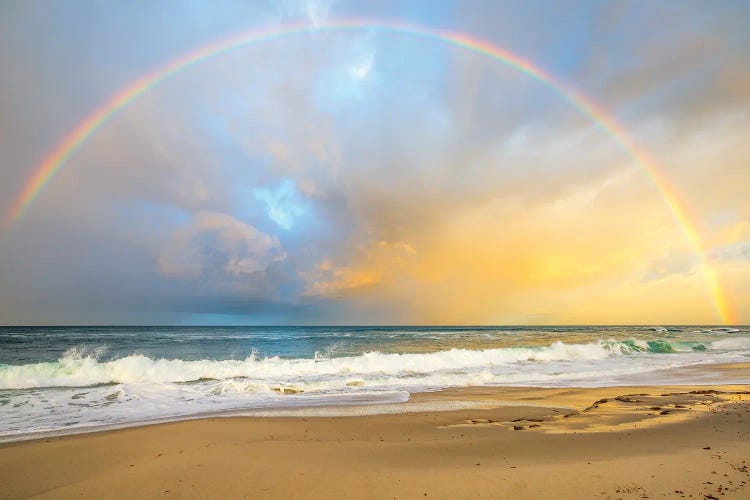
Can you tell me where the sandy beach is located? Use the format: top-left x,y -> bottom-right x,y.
1,367 -> 749,499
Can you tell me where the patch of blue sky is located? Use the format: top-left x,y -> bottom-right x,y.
311,30 -> 454,117
312,59 -> 378,113
395,0 -> 457,29
543,2 -> 601,79
377,34 -> 449,95
254,178 -> 309,230
310,34 -> 380,114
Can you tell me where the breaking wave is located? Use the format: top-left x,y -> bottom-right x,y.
2,338 -> 748,390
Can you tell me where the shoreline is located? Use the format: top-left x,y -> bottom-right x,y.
1,368 -> 749,498
2,360 -> 748,445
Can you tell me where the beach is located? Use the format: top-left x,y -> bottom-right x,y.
1,327 -> 749,498
2,373 -> 749,499
2,2 -> 748,497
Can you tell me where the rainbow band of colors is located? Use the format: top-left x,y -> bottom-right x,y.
3,19 -> 736,324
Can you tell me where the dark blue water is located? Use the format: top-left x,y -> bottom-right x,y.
3,325 -> 746,364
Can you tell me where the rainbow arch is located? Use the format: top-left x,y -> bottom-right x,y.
2,19 -> 736,324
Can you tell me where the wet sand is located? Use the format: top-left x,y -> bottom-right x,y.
1,368 -> 749,499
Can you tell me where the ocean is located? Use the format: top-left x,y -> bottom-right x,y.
1,325 -> 748,440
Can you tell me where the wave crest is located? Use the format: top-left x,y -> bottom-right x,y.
2,337 -> 746,390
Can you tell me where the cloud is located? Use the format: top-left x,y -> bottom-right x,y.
710,243 -> 750,263
349,50 -> 375,80
278,0 -> 335,27
301,261 -> 380,298
641,252 -> 700,283
301,240 -> 417,298
158,211 -> 286,280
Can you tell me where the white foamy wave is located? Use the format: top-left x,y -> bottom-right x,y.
0,340 -> 629,390
2,336 -> 749,439
711,337 -> 750,350
2,338 -> 749,390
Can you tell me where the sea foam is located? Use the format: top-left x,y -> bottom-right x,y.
1,334 -> 749,439
1,337 -> 748,390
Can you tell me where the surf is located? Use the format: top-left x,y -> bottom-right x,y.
2,337 -> 748,390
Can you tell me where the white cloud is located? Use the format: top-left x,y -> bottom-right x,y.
349,51 -> 374,81
278,0 -> 335,27
305,0 -> 333,27
158,211 -> 286,279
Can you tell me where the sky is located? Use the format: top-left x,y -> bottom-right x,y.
0,0 -> 748,325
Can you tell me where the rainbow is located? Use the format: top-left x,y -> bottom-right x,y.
2,19 -> 736,324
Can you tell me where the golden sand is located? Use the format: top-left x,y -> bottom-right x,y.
1,371 -> 749,499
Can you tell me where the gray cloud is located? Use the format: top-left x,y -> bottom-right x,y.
710,243 -> 750,263
157,211 -> 286,280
